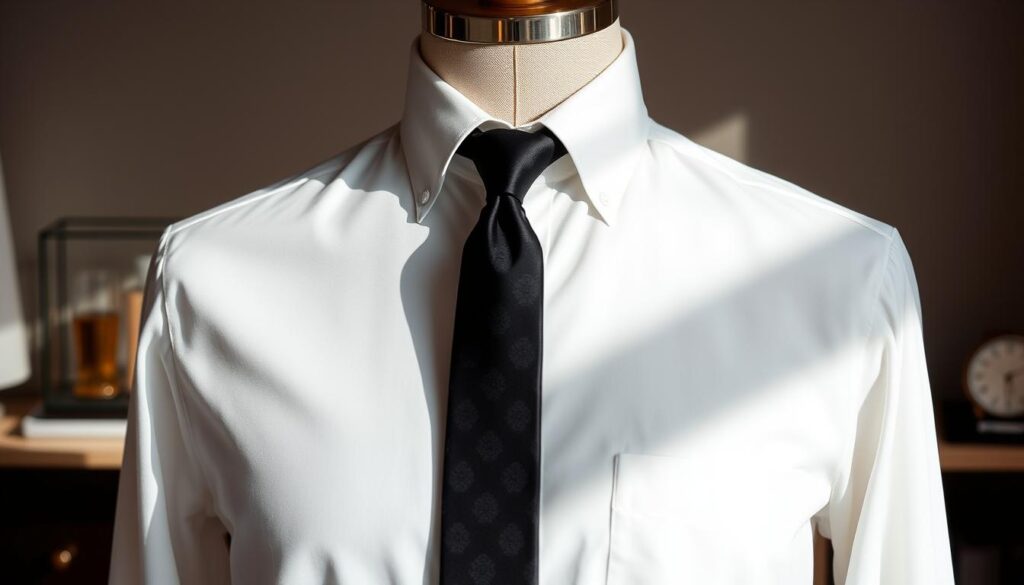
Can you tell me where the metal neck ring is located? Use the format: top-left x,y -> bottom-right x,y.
422,0 -> 618,45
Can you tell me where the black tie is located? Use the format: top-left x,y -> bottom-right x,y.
439,126 -> 567,585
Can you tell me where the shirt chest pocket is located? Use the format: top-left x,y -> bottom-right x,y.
606,452 -> 793,585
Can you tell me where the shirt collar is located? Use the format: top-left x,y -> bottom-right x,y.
399,25 -> 650,226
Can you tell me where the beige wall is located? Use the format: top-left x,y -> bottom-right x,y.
1,1 -> 1021,401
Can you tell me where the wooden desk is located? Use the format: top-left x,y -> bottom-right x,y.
7,394 -> 1024,473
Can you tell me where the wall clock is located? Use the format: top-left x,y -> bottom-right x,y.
962,333 -> 1024,420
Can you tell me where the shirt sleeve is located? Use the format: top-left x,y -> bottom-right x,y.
816,228 -> 955,584
109,227 -> 231,584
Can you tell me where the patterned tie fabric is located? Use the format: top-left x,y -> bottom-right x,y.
439,126 -> 567,585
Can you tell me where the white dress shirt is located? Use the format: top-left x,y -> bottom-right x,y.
109,25 -> 955,585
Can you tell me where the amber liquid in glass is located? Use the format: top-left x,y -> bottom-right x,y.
72,310 -> 121,399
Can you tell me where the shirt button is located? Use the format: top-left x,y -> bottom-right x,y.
420,189 -> 430,204
599,191 -> 610,205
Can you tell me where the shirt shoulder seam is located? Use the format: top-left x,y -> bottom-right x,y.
166,132 -> 393,239
157,226 -> 222,520
827,224 -> 899,506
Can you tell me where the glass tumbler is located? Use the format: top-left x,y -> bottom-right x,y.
71,268 -> 121,399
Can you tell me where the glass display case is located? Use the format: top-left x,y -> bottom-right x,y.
37,216 -> 178,418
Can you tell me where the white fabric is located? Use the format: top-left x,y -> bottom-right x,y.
110,26 -> 955,585
0,151 -> 31,390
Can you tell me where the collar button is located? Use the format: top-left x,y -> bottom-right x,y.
419,189 -> 431,204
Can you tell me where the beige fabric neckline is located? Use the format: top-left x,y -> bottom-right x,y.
418,17 -> 624,127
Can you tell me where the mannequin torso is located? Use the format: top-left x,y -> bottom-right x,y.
419,17 -> 623,126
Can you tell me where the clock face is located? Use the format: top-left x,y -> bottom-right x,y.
965,334 -> 1024,418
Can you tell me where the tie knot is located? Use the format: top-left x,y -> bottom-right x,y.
455,126 -> 568,202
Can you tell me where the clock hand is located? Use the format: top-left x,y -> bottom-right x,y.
1005,366 -> 1024,385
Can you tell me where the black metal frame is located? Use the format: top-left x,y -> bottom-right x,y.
36,216 -> 178,419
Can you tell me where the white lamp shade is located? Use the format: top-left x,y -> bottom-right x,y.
0,152 -> 30,390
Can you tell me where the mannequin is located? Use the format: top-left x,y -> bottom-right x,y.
419,0 -> 622,126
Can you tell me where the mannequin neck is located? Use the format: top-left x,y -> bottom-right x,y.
418,18 -> 623,127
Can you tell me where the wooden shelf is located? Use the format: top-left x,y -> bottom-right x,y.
937,439 -> 1024,472
0,396 -> 124,470
933,399 -> 1024,472
3,395 -> 1024,473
